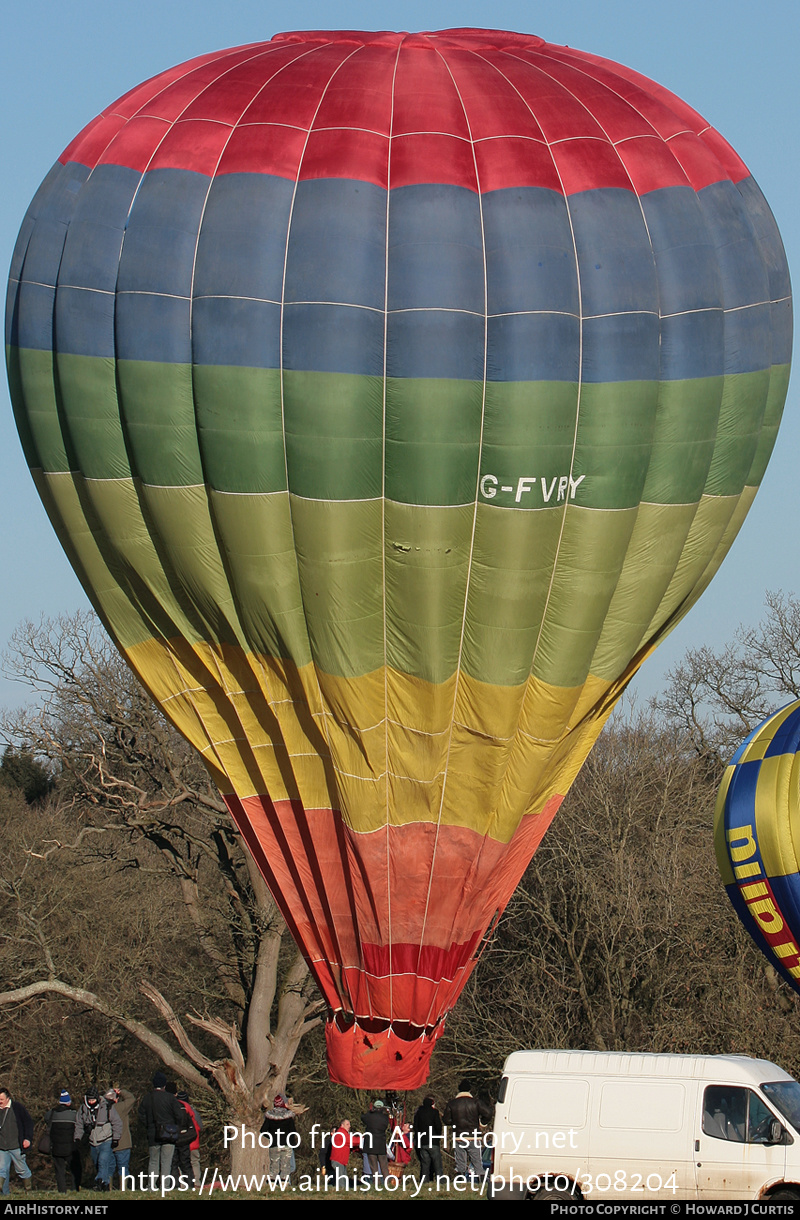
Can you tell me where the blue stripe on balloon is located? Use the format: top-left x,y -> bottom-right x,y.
735,176 -> 792,312
771,299 -> 793,367
4,276 -> 21,350
286,178 -> 387,310
116,168 -> 208,299
569,188 -> 658,318
388,184 -> 484,314
640,185 -> 723,315
194,172 -> 293,304
486,312 -> 580,382
59,165 -> 140,293
193,297 -> 282,368
9,165 -> 788,381
283,302 -> 385,377
581,313 -> 661,382
14,162 -> 89,289
698,179 -> 770,315
19,164 -> 139,358
16,223 -> 66,291
660,311 -> 724,380
6,159 -> 89,350
484,187 -> 577,316
14,282 -> 56,352
115,292 -> 192,364
56,286 -> 116,360
8,162 -> 65,287
723,302 -> 773,377
386,308 -> 484,381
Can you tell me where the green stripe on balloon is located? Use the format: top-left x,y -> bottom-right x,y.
8,344 -> 786,506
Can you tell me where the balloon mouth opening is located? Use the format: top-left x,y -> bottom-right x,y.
325,1012 -> 446,1090
330,1010 -> 442,1040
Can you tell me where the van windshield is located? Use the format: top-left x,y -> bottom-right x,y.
762,1081 -> 800,1130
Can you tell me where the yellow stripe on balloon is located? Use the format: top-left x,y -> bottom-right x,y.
122,635 -> 620,842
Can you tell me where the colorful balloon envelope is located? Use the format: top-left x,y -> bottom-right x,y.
716,702 -> 800,994
6,29 -> 792,1086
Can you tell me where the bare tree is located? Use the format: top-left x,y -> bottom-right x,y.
0,613 -> 323,1172
657,590 -> 800,762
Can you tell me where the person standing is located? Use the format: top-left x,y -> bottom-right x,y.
260,1095 -> 297,1182
75,1086 -> 121,1192
0,1088 -> 32,1193
329,1118 -> 359,1185
413,1095 -> 444,1182
176,1091 -> 200,1188
139,1071 -> 185,1190
45,1090 -> 81,1193
361,1099 -> 390,1180
166,1084 -> 196,1189
106,1086 -> 135,1188
442,1080 -> 492,1182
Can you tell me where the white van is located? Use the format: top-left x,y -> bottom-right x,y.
490,1050 -> 800,1201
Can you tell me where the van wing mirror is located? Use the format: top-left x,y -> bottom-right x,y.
769,1118 -> 786,1145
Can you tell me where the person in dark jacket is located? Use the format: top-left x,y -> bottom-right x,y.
45,1090 -> 82,1193
0,1088 -> 33,1193
139,1071 -> 186,1189
360,1099 -> 390,1179
166,1082 -> 197,1188
413,1095 -> 443,1182
442,1080 -> 492,1181
260,1094 -> 297,1180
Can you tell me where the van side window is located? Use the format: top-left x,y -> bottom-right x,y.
703,1087 -> 781,1143
702,1087 -> 746,1141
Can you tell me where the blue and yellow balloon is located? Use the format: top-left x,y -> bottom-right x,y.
716,702 -> 800,988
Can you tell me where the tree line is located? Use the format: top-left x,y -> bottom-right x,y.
2,597 -> 800,1175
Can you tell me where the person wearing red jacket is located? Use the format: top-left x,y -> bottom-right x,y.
330,1119 -> 360,1185
177,1092 -> 201,1186
172,1090 -> 199,1188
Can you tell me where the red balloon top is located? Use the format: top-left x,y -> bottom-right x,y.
59,28 -> 748,197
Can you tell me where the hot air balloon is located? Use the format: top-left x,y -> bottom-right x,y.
5,29 -> 792,1088
716,702 -> 800,994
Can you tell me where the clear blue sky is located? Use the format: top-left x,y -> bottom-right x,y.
1,0 -> 796,709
